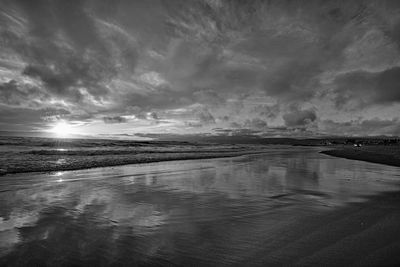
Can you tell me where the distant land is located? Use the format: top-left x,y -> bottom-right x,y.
1,131 -> 399,146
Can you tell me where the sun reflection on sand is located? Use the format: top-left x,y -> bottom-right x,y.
52,171 -> 64,182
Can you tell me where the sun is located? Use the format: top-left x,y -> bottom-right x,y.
50,121 -> 73,137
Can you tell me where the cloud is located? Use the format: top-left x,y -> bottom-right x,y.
332,67 -> 400,109
197,109 -> 216,124
192,90 -> 225,107
0,80 -> 48,107
40,108 -> 71,122
230,122 -> 241,128
23,65 -> 85,102
244,118 -> 268,129
262,61 -> 321,103
321,118 -> 400,136
103,116 -> 127,124
3,0 -> 133,104
0,106 -> 70,130
1,0 -> 400,136
283,107 -> 317,127
147,112 -> 159,120
252,104 -> 280,119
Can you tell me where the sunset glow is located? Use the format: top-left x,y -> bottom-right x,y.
50,121 -> 74,138
0,1 -> 399,139
1,1 -> 400,266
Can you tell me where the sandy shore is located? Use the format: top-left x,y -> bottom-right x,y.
243,147 -> 400,265
242,190 -> 400,266
320,145 -> 400,167
1,148 -> 400,265
290,146 -> 400,266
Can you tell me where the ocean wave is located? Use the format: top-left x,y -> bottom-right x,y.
0,136 -> 266,175
0,150 -> 267,175
0,136 -> 220,148
24,148 -> 245,156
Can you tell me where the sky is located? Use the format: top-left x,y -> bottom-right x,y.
1,0 -> 400,139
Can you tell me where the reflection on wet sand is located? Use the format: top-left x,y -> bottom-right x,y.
0,147 -> 399,266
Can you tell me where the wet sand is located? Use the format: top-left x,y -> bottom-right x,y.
321,145 -> 400,167
1,148 -> 400,266
302,146 -> 400,266
242,190 -> 400,266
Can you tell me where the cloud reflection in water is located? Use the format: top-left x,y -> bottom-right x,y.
0,147 -> 399,265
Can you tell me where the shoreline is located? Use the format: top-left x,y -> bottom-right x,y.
4,145 -> 399,177
244,189 -> 400,266
2,147 -> 400,265
0,150 -> 271,176
320,146 -> 400,168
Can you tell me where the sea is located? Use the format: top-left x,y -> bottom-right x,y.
0,136 -> 257,175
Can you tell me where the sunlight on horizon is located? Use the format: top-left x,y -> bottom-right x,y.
49,121 -> 76,138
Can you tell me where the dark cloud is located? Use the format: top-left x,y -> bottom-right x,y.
227,118 -> 268,131
252,104 -> 280,119
185,121 -> 203,128
103,116 -> 127,124
180,107 -> 216,128
0,80 -> 48,107
321,118 -> 400,136
230,122 -> 241,128
3,0 -> 134,105
192,90 -> 225,107
219,115 -> 230,122
213,128 -> 263,137
40,108 -> 71,122
197,109 -> 216,124
0,105 -> 70,129
333,67 -> 400,108
147,112 -> 159,120
244,118 -> 268,129
0,0 -> 399,136
262,61 -> 321,103
23,65 -> 83,102
283,107 -> 317,127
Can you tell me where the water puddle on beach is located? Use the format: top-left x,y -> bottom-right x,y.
0,147 -> 399,266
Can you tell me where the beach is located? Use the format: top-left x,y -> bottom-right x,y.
2,0 -> 400,265
321,145 -> 400,167
1,147 -> 400,266
239,190 -> 400,266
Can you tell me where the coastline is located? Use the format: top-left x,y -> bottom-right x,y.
3,144 -> 399,176
2,148 -> 400,265
243,189 -> 400,266
0,149 -> 271,176
320,146 -> 400,168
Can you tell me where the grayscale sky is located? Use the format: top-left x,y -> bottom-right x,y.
1,0 -> 400,138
